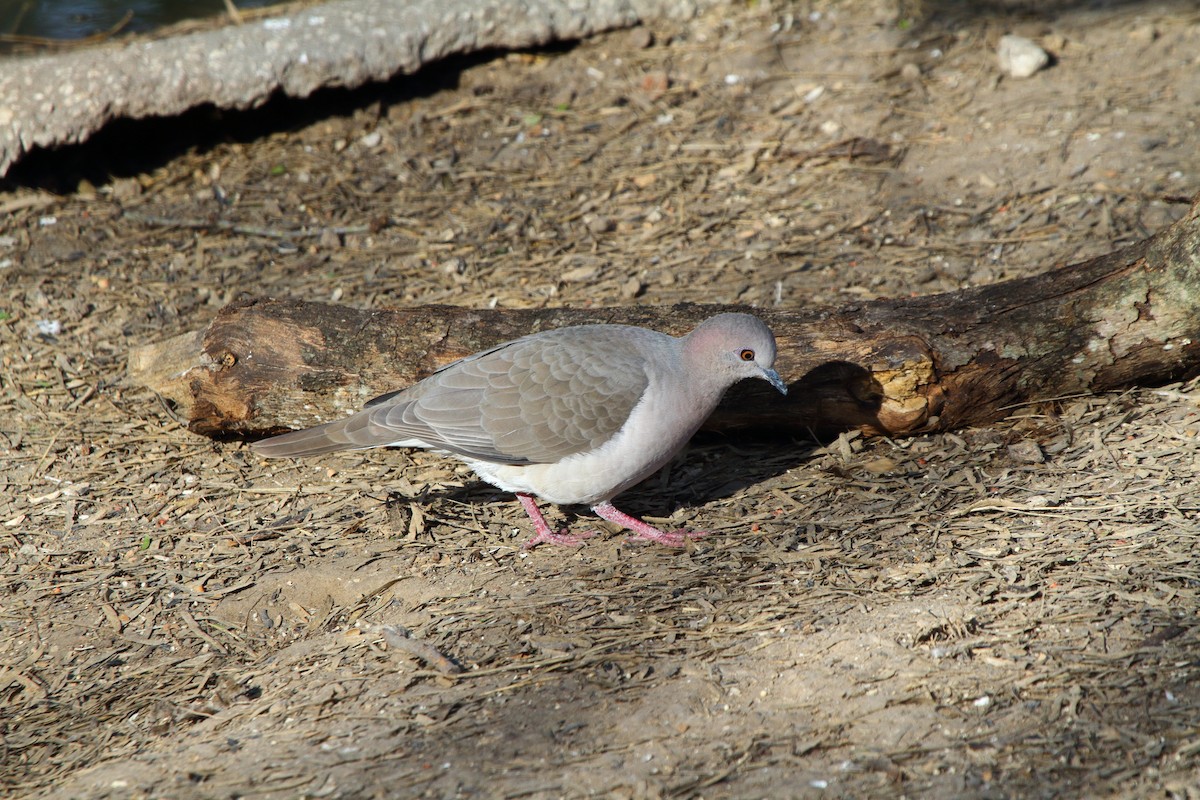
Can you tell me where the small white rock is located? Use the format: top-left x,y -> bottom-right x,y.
997,35 -> 1049,78
1128,23 -> 1157,45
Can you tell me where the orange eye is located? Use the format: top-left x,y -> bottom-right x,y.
739,349 -> 755,361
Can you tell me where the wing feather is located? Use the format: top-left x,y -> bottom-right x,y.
253,325 -> 659,465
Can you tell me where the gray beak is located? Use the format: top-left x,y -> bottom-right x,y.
761,367 -> 787,396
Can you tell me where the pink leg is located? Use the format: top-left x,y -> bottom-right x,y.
517,493 -> 592,549
591,501 -> 707,548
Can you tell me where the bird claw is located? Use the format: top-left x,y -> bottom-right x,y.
517,493 -> 595,549
625,529 -> 708,548
521,528 -> 594,549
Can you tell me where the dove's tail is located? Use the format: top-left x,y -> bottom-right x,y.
250,404 -> 427,458
250,420 -> 362,457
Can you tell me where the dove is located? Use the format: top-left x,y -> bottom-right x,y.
251,312 -> 786,548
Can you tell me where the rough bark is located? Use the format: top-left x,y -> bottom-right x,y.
128,197 -> 1200,439
0,0 -> 705,178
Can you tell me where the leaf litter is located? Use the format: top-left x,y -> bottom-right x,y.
2,0 -> 1200,797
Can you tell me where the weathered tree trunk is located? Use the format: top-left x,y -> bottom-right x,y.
128,196 -> 1200,439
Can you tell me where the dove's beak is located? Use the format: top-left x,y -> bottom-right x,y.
761,368 -> 787,396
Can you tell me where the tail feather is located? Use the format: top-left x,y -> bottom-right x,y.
250,421 -> 362,457
251,405 -> 432,458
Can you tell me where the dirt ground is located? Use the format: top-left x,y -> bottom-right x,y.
3,0 -> 1200,797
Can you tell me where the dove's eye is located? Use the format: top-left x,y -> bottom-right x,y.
739,349 -> 755,361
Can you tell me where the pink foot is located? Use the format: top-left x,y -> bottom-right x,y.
631,529 -> 708,547
518,494 -> 593,549
591,501 -> 708,548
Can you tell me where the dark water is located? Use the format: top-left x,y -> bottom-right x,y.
1,0 -> 287,43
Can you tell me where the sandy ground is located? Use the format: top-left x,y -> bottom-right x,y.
3,1 -> 1200,797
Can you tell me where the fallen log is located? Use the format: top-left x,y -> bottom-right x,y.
1,0 -> 699,178
128,195 -> 1200,439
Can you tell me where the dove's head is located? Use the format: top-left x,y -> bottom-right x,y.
683,313 -> 787,396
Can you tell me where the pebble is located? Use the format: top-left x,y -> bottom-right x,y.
1042,32 -> 1067,52
585,215 -> 613,234
549,87 -> 575,109
640,71 -> 669,98
1128,23 -> 1157,45
110,177 -> 141,201
627,27 -> 654,49
441,257 -> 466,275
967,267 -> 995,286
36,319 -> 62,337
560,265 -> 598,283
913,266 -> 938,284
319,229 -> 342,249
997,35 -> 1049,78
1007,440 -> 1045,464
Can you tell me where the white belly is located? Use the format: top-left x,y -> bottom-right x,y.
465,381 -> 709,506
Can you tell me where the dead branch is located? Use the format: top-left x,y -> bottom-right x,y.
128,195 -> 1200,439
